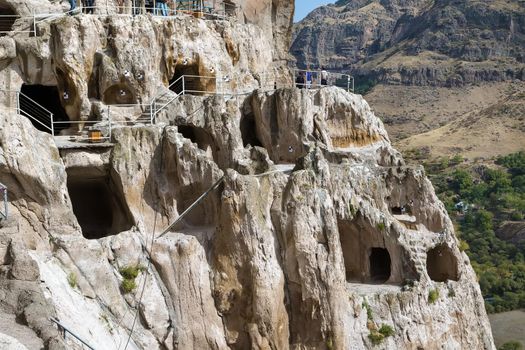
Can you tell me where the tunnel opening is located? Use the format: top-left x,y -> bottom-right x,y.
338,215 -> 414,284
426,245 -> 459,282
169,62 -> 216,95
0,5 -> 16,36
177,125 -> 217,161
103,84 -> 136,105
20,84 -> 70,134
240,113 -> 263,148
67,172 -> 133,239
369,248 -> 391,283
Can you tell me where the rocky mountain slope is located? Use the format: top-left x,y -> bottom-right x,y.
0,0 -> 495,349
292,0 -> 525,87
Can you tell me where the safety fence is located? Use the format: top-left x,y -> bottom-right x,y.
294,69 -> 354,93
0,182 -> 7,221
31,0 -> 236,35
2,69 -> 355,144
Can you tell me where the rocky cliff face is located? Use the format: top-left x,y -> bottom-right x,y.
0,0 -> 495,349
292,0 -> 525,86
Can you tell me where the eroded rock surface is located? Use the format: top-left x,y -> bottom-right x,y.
0,0 -> 495,349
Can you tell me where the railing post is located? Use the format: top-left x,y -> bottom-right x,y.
182,76 -> 185,95
3,185 -> 7,219
150,102 -> 154,124
32,10 -> 36,36
16,91 -> 20,114
50,111 -> 55,136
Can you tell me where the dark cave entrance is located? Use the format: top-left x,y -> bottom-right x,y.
178,125 -> 217,160
103,84 -> 136,105
20,84 -> 70,133
0,5 -> 16,36
338,216 -> 414,284
427,245 -> 459,282
169,63 -> 200,94
240,113 -> 263,148
67,173 -> 133,239
369,248 -> 391,283
169,62 -> 216,95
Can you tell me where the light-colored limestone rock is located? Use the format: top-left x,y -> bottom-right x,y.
0,0 -> 495,349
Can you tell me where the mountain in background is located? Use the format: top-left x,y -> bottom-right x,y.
292,0 -> 525,87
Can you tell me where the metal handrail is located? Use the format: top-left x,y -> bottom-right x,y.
50,317 -> 95,350
294,68 -> 355,93
0,182 -> 7,220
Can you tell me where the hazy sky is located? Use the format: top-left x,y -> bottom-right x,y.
294,0 -> 335,22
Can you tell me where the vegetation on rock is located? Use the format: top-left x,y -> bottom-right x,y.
416,151 -> 525,313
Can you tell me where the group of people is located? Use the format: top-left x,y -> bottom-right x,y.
68,0 -> 94,13
68,0 -> 207,17
295,68 -> 329,89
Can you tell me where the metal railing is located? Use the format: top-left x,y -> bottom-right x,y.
0,15 -> 33,36
0,182 -> 7,221
294,69 -> 354,93
32,0 -> 236,34
7,90 -> 55,134
50,317 -> 95,350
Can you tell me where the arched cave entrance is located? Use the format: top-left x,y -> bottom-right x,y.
338,215 -> 415,284
240,113 -> 263,148
369,248 -> 391,283
426,245 -> 459,282
0,5 -> 16,36
103,84 -> 136,105
67,170 -> 133,239
20,84 -> 70,133
169,62 -> 215,95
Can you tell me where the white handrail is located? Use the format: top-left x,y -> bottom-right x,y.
0,182 -> 7,220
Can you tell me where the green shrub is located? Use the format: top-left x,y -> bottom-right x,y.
499,341 -> 523,350
119,265 -> 143,280
377,222 -> 386,231
378,324 -> 395,337
362,301 -> 373,321
121,278 -> 137,293
428,289 -> 439,304
67,272 -> 77,288
368,331 -> 384,345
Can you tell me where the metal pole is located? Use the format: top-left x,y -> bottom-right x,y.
182,76 -> 185,95
32,10 -> 36,36
4,186 -> 7,219
50,112 -> 55,136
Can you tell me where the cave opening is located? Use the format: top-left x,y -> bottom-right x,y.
103,84 -> 136,105
426,245 -> 459,282
178,125 -> 217,160
67,173 -> 133,239
369,248 -> 391,283
338,216 -> 413,285
0,5 -> 16,36
20,84 -> 70,134
240,113 -> 263,148
169,63 -> 200,94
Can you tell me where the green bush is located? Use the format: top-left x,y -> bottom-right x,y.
368,331 -> 385,346
428,289 -> 439,304
121,278 -> 137,294
499,341 -> 523,350
67,272 -> 77,288
378,324 -> 395,337
119,265 -> 143,280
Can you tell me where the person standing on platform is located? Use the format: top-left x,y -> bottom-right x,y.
321,67 -> 328,86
